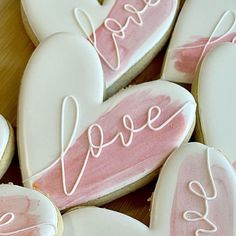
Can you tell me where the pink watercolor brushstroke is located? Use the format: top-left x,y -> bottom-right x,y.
94,0 -> 175,83
173,32 -> 236,82
34,91 -> 188,210
170,154 -> 234,235
0,196 -> 40,236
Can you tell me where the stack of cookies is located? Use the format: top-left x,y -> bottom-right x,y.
0,0 -> 235,235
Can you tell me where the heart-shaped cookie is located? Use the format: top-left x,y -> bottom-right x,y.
63,142 -> 236,235
192,43 -> 236,170
0,184 -> 63,236
162,0 -> 236,84
0,115 -> 14,179
18,33 -> 196,211
21,0 -> 179,96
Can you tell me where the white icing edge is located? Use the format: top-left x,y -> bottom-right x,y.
0,115 -> 10,160
197,42 -> 236,165
0,184 -> 58,236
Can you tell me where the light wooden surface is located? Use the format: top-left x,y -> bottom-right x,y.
0,0 -> 184,226
0,0 -> 34,126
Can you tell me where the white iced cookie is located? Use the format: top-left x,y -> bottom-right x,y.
63,142 -> 236,235
192,43 -> 236,170
18,33 -> 196,211
0,184 -> 63,236
21,0 -> 179,96
162,0 -> 236,84
0,115 -> 14,179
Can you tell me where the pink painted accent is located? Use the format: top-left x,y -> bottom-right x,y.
170,154 -> 234,235
0,196 -> 40,236
34,92 -> 188,210
233,162 -> 236,171
94,0 -> 175,83
173,33 -> 236,81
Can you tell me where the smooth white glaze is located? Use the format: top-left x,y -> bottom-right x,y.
21,0 -> 116,41
0,115 -> 10,160
197,43 -> 236,167
162,0 -> 236,84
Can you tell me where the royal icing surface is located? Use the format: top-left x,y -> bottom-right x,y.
21,0 -> 179,91
62,143 -> 236,235
0,185 -> 58,236
0,115 -> 10,161
18,33 -> 196,210
196,43 -> 236,170
162,0 -> 236,84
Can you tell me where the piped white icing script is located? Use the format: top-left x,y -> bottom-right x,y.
0,212 -> 56,235
74,0 -> 160,71
60,96 -> 191,196
183,148 -> 218,235
26,95 -> 191,197
169,10 -> 236,72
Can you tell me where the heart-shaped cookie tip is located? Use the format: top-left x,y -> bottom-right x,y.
0,184 -> 62,236
62,142 -> 236,235
193,42 -> 236,170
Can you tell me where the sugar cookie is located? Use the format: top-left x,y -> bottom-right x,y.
18,33 -> 196,211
